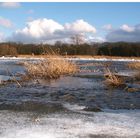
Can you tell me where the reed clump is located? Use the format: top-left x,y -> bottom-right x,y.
104,67 -> 125,88
23,55 -> 78,79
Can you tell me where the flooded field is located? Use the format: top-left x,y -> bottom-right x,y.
0,58 -> 140,138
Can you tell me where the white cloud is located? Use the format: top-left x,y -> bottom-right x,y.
11,18 -> 64,42
0,2 -> 20,8
64,19 -> 96,33
120,24 -> 134,32
88,36 -> 106,43
102,24 -> 112,31
0,17 -> 13,28
106,24 -> 140,42
8,18 -> 97,43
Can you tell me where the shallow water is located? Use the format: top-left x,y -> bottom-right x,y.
0,58 -> 140,138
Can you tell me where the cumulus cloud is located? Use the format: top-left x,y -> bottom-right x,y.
9,18 -> 64,43
8,18 -> 96,43
102,24 -> 113,31
0,2 -> 21,8
64,19 -> 96,33
106,24 -> 140,42
0,17 -> 13,28
120,24 -> 134,32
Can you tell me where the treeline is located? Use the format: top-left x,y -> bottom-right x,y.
0,42 -> 140,57
98,42 -> 140,57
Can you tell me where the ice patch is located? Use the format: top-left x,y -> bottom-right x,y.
0,110 -> 139,138
63,103 -> 85,111
0,56 -> 140,62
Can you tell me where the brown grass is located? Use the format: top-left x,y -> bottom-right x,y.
127,62 -> 140,81
23,55 -> 78,79
104,68 -> 125,88
134,71 -> 140,81
128,62 -> 140,70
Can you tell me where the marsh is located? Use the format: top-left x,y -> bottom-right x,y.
0,57 -> 140,138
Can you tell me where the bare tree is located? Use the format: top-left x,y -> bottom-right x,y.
70,34 -> 85,45
55,41 -> 62,47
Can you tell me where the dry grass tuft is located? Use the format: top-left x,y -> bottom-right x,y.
124,87 -> 139,92
134,71 -> 140,81
128,62 -> 140,70
23,55 -> 78,79
104,68 -> 125,88
127,62 -> 140,81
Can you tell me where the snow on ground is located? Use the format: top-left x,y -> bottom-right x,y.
66,57 -> 140,62
0,108 -> 139,138
0,56 -> 140,62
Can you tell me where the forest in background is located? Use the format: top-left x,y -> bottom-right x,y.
0,42 -> 140,57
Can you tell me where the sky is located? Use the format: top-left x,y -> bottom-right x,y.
0,2 -> 140,43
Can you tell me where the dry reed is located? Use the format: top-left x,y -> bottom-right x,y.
127,62 -> 140,81
104,67 -> 125,88
23,55 -> 78,79
128,62 -> 140,70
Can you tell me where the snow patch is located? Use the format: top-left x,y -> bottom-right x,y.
0,56 -> 140,62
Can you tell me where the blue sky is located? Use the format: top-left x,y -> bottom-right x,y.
0,2 -> 140,43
